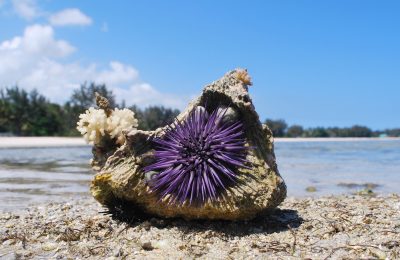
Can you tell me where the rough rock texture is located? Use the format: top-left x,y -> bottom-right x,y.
90,69 -> 287,220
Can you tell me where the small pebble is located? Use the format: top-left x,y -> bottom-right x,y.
42,242 -> 58,251
306,186 -> 317,192
141,241 -> 154,251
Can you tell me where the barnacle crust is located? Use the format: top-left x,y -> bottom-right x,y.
90,69 -> 287,220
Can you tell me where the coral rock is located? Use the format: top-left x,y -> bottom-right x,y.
90,69 -> 287,220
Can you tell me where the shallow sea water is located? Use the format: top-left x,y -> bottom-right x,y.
0,146 -> 92,211
0,139 -> 399,211
276,139 -> 400,197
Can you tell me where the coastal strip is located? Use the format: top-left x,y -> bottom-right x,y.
0,137 -> 88,148
1,136 -> 399,148
275,137 -> 400,142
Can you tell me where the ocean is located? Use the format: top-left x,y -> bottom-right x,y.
0,139 -> 399,211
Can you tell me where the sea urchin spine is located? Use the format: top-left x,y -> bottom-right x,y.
144,106 -> 249,205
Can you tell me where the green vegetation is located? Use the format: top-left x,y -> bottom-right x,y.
0,84 -> 179,136
0,87 -> 64,136
0,85 -> 398,137
264,119 -> 400,138
129,105 -> 179,131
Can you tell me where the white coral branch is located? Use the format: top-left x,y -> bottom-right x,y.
77,107 -> 138,145
76,107 -> 107,144
107,108 -> 138,141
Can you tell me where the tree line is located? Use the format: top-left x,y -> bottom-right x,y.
0,83 -> 179,136
0,83 -> 398,137
265,119 -> 400,138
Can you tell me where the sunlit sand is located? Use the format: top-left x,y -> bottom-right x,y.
0,137 -> 88,148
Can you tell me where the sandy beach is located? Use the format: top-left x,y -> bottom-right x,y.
0,195 -> 399,259
0,137 -> 88,148
1,136 -> 399,148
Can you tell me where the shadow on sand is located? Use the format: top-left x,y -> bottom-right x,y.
100,198 -> 303,237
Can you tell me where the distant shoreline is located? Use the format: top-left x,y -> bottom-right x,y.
0,136 -> 399,148
0,137 -> 88,148
275,137 -> 400,142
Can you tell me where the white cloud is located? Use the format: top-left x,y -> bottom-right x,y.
95,61 -> 139,86
0,24 -> 75,56
12,0 -> 41,20
0,24 -> 187,109
49,8 -> 92,27
0,24 -> 75,77
114,83 -> 187,108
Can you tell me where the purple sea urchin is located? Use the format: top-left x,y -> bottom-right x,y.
144,106 -> 249,205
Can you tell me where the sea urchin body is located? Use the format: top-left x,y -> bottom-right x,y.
144,106 -> 248,205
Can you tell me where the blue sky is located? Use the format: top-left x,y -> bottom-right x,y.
0,1 -> 399,129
